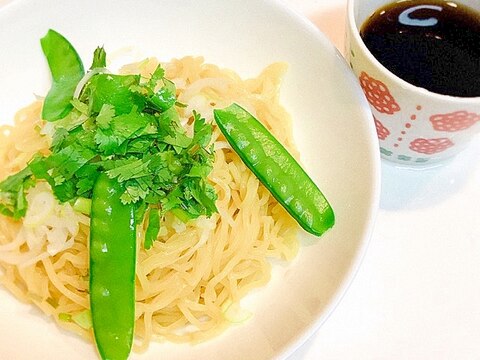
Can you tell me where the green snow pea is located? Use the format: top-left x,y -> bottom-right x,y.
213,103 -> 335,237
40,29 -> 85,121
89,173 -> 136,360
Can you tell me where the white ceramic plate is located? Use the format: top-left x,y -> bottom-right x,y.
0,0 -> 380,359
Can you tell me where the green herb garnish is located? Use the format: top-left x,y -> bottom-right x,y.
0,34 -> 217,249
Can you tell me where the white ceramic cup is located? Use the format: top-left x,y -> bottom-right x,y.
345,0 -> 480,166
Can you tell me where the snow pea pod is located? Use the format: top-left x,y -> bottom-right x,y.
40,29 -> 85,121
213,103 -> 335,236
90,173 -> 136,360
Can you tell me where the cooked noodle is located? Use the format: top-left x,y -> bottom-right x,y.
0,57 -> 299,352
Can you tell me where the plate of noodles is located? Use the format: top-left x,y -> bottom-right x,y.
0,0 -> 380,359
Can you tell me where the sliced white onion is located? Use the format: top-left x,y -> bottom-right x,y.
46,227 -> 68,255
172,216 -> 187,233
23,190 -> 55,227
223,301 -> 252,324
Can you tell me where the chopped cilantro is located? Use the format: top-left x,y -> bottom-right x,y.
0,167 -> 34,219
0,47 -> 217,249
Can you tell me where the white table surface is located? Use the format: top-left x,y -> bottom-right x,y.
284,0 -> 480,359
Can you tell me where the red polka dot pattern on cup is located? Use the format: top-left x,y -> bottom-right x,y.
409,138 -> 454,155
359,71 -> 401,115
430,111 -> 480,132
374,115 -> 390,140
391,105 -> 421,149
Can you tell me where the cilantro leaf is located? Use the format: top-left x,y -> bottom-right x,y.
163,131 -> 192,149
144,208 -> 161,249
95,110 -> 153,155
191,111 -> 213,148
96,104 -> 115,129
51,127 -> 70,152
105,158 -> 151,182
120,180 -> 150,204
148,87 -> 176,112
150,65 -> 165,84
85,73 -> 145,115
48,143 -> 97,181
0,167 -> 34,219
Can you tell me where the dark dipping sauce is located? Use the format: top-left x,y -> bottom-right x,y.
360,0 -> 480,97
